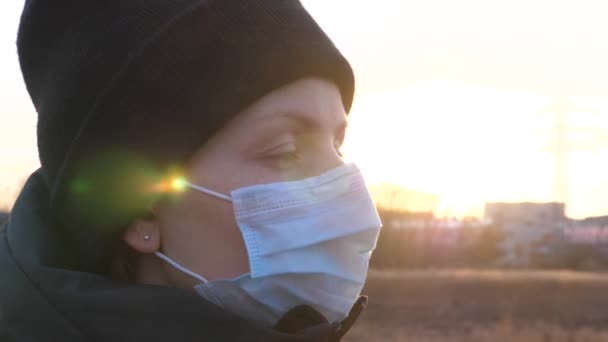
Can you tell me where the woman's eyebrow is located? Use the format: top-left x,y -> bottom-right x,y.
276,111 -> 348,136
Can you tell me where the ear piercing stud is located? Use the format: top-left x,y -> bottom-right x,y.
143,234 -> 151,241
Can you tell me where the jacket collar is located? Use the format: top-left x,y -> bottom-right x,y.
275,296 -> 368,341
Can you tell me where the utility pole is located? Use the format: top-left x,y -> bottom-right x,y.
541,97 -> 607,210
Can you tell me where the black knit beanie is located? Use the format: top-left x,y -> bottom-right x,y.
17,0 -> 355,273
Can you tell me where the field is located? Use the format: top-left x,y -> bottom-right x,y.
344,269 -> 608,341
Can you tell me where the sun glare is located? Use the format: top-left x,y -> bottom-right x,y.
343,80 -> 553,218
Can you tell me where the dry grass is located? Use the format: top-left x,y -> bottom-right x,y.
344,269 -> 608,341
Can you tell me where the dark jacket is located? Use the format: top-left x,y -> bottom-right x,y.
0,212 -> 8,225
0,171 -> 364,341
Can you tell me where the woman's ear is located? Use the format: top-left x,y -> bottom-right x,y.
123,215 -> 161,254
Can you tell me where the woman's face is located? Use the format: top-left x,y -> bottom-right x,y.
125,78 -> 348,287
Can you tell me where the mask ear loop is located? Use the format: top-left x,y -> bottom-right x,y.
152,182 -> 230,284
186,182 -> 232,202
155,251 -> 209,284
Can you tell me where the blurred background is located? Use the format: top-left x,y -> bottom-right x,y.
2,1 -> 608,341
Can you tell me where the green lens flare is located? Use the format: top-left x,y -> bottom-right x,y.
71,179 -> 91,194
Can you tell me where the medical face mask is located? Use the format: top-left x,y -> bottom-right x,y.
155,163 -> 382,324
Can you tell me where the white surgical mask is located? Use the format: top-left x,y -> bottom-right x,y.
155,163 -> 382,324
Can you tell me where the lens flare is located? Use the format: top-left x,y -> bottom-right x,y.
171,177 -> 188,192
71,179 -> 91,194
149,176 -> 188,193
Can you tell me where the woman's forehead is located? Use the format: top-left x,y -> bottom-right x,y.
239,78 -> 347,128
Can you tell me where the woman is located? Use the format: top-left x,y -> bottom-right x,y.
1,1 -> 382,341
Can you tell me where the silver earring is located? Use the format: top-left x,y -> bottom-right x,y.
143,234 -> 150,241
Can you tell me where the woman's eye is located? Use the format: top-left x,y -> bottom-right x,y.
263,143 -> 301,165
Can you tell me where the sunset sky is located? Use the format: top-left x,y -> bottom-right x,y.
2,1 -> 608,219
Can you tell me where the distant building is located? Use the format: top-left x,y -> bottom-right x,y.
370,183 -> 439,213
484,202 -> 567,266
382,211 -> 435,230
380,209 -> 490,249
564,216 -> 608,245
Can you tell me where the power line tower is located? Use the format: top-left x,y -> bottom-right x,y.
540,97 -> 608,210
